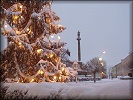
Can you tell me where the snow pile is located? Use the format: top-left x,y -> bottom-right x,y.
3,82 -> 37,99
59,85 -> 97,99
26,82 -> 61,99
1,79 -> 133,99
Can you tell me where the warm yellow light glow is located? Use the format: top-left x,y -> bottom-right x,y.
18,42 -> 22,48
40,70 -> 44,74
11,42 -> 14,44
16,30 -> 20,35
20,5 -> 22,9
27,28 -> 30,31
14,16 -> 18,20
62,67 -> 64,71
46,17 -> 51,23
54,76 -> 56,79
102,72 -> 104,74
50,54 -> 53,58
59,77 -> 61,80
99,58 -> 102,61
19,42 -> 22,45
22,80 -> 23,82
37,49 -> 43,54
28,29 -> 32,34
31,79 -> 34,82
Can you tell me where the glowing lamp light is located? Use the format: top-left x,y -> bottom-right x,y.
62,67 -> 64,71
30,78 -> 34,82
58,36 -> 61,40
103,51 -> 106,54
27,28 -> 30,31
20,5 -> 22,9
59,77 -> 61,80
14,16 -> 18,20
37,49 -> 43,54
40,70 -> 44,74
102,72 -> 104,74
50,54 -> 53,58
4,25 -> 7,28
54,76 -> 56,79
28,29 -> 32,34
99,58 -> 102,61
45,17 -> 51,24
19,42 -> 22,45
16,30 -> 20,35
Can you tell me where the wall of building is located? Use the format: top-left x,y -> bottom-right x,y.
111,52 -> 133,77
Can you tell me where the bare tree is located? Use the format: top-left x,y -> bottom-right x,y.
86,57 -> 106,83
60,48 -> 72,67
60,48 -> 70,61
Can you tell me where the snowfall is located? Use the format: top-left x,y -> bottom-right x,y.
1,78 -> 133,99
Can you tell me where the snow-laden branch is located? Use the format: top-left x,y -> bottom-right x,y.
14,53 -> 57,81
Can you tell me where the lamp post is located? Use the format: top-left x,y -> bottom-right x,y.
99,51 -> 106,61
99,57 -> 102,61
99,51 -> 106,78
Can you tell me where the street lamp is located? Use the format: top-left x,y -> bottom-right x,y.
99,57 -> 102,61
103,51 -> 106,54
100,51 -> 106,57
99,51 -> 106,78
99,51 -> 106,61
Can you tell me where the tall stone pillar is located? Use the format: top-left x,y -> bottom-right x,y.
77,31 -> 81,61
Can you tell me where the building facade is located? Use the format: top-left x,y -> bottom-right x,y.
111,52 -> 133,78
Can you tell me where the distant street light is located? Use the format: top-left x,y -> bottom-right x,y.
101,51 -> 106,56
103,51 -> 106,54
99,51 -> 106,61
99,57 -> 102,61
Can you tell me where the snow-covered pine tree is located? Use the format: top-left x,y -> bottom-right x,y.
0,0 -> 76,83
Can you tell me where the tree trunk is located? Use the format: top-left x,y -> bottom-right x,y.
85,72 -> 87,77
94,72 -> 96,83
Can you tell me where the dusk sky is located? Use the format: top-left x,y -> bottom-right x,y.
1,1 -> 132,72
51,1 -> 132,69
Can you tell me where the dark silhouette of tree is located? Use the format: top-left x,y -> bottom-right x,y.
86,57 -> 106,83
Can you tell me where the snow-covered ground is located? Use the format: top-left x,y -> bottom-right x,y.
1,78 -> 133,99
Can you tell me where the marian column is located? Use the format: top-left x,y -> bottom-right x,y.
77,31 -> 81,61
